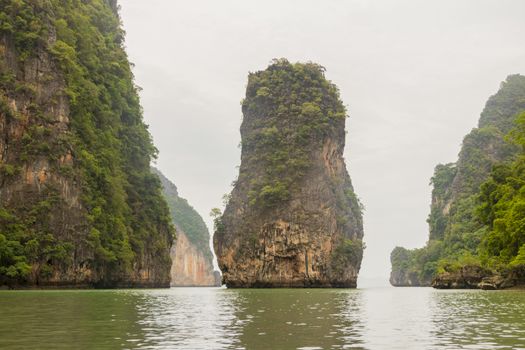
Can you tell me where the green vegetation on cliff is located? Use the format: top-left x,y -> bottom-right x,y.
215,59 -> 363,288
478,112 -> 525,271
390,75 -> 525,286
153,168 -> 213,266
0,0 -> 174,285
241,58 -> 353,208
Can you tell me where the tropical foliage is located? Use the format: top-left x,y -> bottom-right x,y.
240,58 -> 348,208
154,169 -> 213,265
391,75 -> 525,283
0,0 -> 174,284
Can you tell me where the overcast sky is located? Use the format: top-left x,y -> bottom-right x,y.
119,0 -> 525,285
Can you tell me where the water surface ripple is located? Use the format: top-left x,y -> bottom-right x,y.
1,287 -> 524,349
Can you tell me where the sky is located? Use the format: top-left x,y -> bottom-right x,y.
118,0 -> 525,285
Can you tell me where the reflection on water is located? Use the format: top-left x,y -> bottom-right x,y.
430,290 -> 525,349
133,288 -> 365,349
233,289 -> 365,349
0,290 -> 145,349
133,288 -> 244,348
360,287 -> 434,349
1,287 -> 525,349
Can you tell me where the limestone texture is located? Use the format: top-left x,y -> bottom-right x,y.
214,59 -> 364,288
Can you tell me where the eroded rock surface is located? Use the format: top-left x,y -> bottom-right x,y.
214,59 -> 364,288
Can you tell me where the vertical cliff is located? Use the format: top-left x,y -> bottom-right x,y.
390,75 -> 525,288
154,169 -> 219,286
214,59 -> 364,288
0,0 -> 174,287
170,231 -> 219,286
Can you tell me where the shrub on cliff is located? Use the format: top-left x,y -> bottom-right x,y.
390,76 -> 525,285
0,0 -> 174,285
241,58 -> 347,208
477,112 -> 525,270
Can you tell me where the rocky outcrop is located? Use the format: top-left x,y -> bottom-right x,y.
214,59 -> 364,288
431,265 -> 494,289
154,169 -> 220,287
432,266 -> 525,290
0,0 -> 173,288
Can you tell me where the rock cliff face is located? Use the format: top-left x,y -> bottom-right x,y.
170,231 -> 219,286
214,59 -> 364,288
154,169 -> 219,286
0,0 -> 173,287
390,75 -> 525,288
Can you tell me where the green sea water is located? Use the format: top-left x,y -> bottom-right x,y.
1,287 -> 524,349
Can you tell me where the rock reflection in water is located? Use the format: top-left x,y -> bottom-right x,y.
132,288 -> 365,349
130,288 -> 244,349
2,288 -> 525,349
233,289 -> 365,349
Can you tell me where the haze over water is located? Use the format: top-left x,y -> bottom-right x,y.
119,0 -> 525,283
2,287 -> 524,349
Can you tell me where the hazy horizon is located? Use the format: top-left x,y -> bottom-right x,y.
119,0 -> 525,283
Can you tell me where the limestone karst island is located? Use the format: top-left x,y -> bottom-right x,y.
390,75 -> 525,290
1,0 -> 525,349
214,60 -> 364,288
